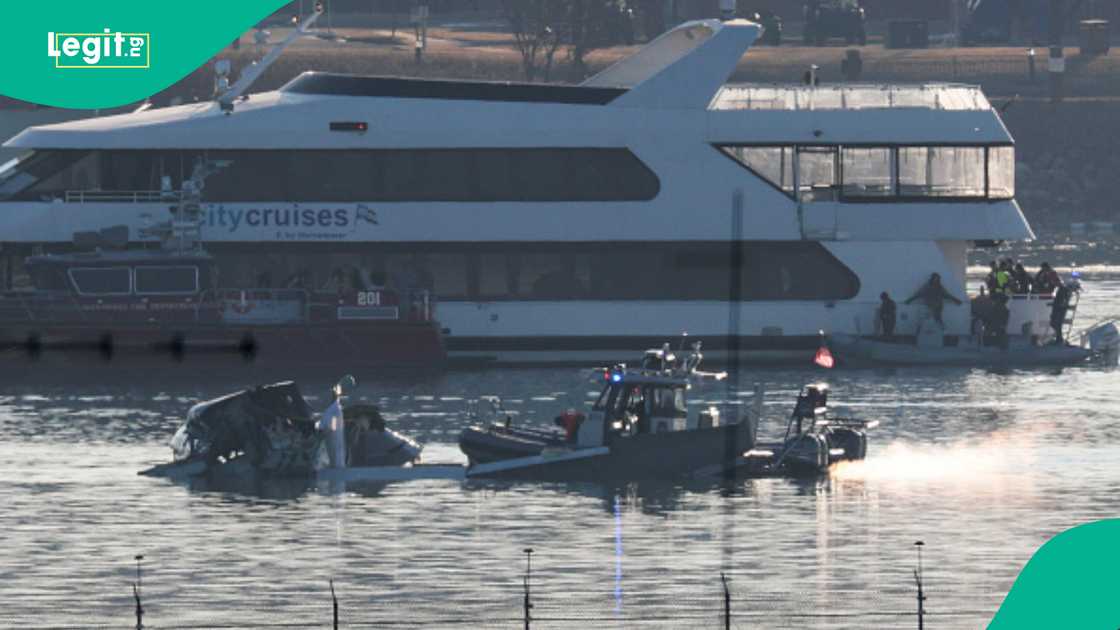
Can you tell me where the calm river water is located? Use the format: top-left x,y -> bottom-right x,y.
2,237 -> 1118,629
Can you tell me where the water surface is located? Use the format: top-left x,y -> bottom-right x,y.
2,255 -> 1118,629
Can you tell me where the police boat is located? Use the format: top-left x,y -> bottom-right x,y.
458,342 -> 757,480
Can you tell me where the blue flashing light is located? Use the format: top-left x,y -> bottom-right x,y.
610,372 -> 623,383
1071,270 -> 1081,278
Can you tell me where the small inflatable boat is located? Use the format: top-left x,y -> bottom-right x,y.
829,323 -> 1118,368
733,383 -> 877,477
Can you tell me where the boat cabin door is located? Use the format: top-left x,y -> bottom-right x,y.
578,379 -> 627,448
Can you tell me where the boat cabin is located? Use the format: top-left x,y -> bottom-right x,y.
2,248 -> 433,326
577,368 -> 720,448
25,251 -> 215,297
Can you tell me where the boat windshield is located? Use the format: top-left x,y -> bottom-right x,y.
649,386 -> 687,418
593,382 -> 623,414
0,151 -> 34,198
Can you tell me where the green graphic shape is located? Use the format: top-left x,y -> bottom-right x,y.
0,0 -> 289,109
989,519 -> 1120,629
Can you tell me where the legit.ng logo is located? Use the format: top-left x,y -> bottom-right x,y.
47,29 -> 150,69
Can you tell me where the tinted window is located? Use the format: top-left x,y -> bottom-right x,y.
201,149 -> 659,203
210,242 -> 858,302
4,150 -> 204,201
70,268 -> 130,294
29,265 -> 69,291
135,266 -> 198,294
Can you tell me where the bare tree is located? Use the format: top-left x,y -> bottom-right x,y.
500,0 -> 565,82
566,0 -> 631,81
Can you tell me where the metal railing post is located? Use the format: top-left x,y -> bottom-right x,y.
523,548 -> 534,630
133,554 -> 144,630
721,572 -> 731,630
329,579 -> 338,630
914,541 -> 926,630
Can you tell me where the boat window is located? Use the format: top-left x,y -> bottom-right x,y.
473,150 -> 520,201
1,151 -> 95,201
426,254 -> 468,299
476,253 -> 512,298
797,147 -> 837,186
0,151 -> 33,198
201,148 -> 659,203
841,147 -> 894,198
718,146 -> 794,194
717,144 -> 1012,202
987,145 -> 1014,199
515,253 -> 591,299
29,265 -> 69,291
208,240 -> 861,302
134,266 -> 199,294
898,146 -> 986,197
651,387 -> 687,417
593,383 -> 622,413
68,267 -> 131,295
0,149 -> 205,201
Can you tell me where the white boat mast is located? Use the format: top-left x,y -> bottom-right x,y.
217,2 -> 324,112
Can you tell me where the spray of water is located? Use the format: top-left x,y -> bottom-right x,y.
829,426 -> 1045,484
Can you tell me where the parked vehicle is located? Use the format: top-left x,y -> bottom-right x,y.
804,0 -> 867,45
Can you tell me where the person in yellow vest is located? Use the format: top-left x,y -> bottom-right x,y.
994,261 -> 1013,296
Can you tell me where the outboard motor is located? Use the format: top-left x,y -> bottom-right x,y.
781,433 -> 829,475
1084,321 -> 1120,367
826,426 -> 867,463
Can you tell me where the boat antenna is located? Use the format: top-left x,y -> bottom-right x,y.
218,1 -> 324,112
914,541 -> 926,630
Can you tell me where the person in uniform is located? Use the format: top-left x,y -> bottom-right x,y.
878,292 -> 897,338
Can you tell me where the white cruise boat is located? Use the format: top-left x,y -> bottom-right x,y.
0,19 -> 1035,365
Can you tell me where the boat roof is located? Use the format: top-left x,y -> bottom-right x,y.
712,83 -> 991,112
2,19 -> 1009,152
27,249 -> 213,267
606,369 -> 691,387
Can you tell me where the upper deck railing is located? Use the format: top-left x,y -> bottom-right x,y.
712,83 -> 990,112
64,190 -> 171,203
